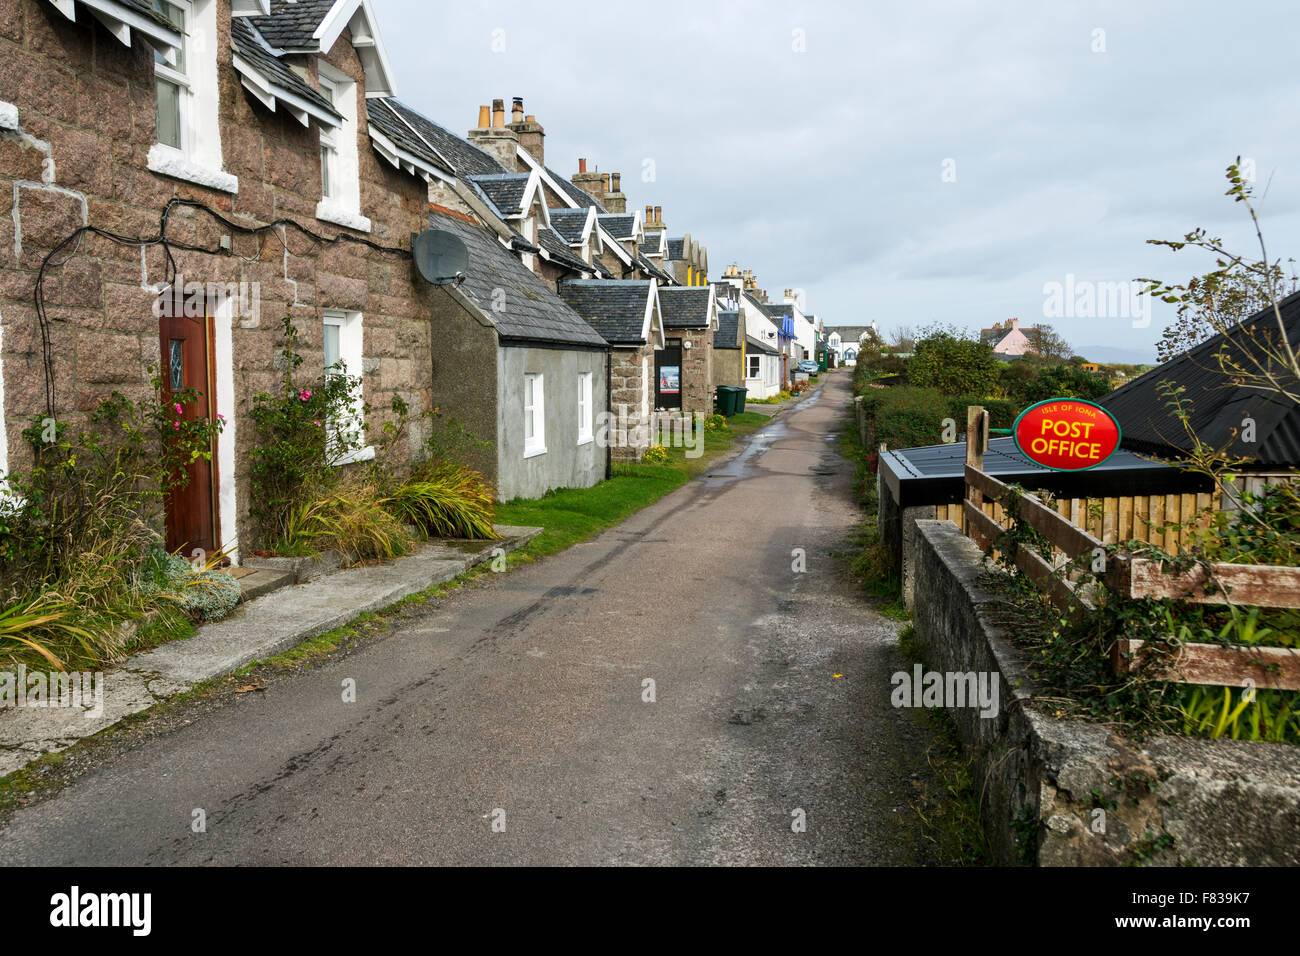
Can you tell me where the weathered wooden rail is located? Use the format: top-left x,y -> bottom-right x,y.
961,405 -> 1300,691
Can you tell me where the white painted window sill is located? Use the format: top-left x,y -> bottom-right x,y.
577,435 -> 594,447
316,199 -> 372,233
523,445 -> 547,459
333,445 -> 376,466
147,144 -> 239,194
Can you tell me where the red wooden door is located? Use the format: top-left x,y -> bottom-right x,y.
159,312 -> 217,557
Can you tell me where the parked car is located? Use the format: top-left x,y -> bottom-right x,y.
797,360 -> 820,374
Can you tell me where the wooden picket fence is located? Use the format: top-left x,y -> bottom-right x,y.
961,407 -> 1300,691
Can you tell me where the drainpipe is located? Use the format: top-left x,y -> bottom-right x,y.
605,347 -> 613,481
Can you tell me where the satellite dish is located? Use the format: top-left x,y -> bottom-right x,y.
413,229 -> 469,285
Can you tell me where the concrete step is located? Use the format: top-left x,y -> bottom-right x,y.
230,566 -> 294,601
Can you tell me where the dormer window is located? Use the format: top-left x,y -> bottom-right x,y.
152,1 -> 187,151
318,74 -> 340,199
315,62 -> 371,233
147,0 -> 236,192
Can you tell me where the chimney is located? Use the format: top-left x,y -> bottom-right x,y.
654,205 -> 661,224
1010,317 -> 1019,329
508,98 -> 546,165
571,157 -> 606,204
468,98 -> 521,169
645,204 -> 653,221
476,104 -> 490,128
603,171 -> 626,213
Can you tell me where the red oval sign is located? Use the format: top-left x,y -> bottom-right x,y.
1012,398 -> 1121,471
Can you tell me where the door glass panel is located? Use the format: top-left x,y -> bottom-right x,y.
169,339 -> 184,390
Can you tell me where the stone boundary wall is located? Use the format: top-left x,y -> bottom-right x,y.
911,518 -> 1300,866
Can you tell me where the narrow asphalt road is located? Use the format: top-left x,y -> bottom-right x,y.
0,370 -> 938,865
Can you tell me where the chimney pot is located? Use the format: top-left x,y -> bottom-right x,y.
511,96 -> 523,123
611,172 -> 621,191
491,98 -> 505,127
600,172 -> 610,191
578,157 -> 587,173
524,114 -> 536,122
645,204 -> 653,220
477,104 -> 490,128
654,205 -> 662,223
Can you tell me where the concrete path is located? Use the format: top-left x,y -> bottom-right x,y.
0,370 -> 939,865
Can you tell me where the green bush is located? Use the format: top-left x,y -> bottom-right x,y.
136,549 -> 242,623
947,394 -> 1018,430
906,329 -> 999,395
248,311 -> 368,544
864,386 -> 949,466
1002,362 -> 1111,406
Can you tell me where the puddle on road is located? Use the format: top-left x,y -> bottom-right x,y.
703,420 -> 793,484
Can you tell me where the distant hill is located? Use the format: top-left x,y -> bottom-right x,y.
1073,344 -> 1156,365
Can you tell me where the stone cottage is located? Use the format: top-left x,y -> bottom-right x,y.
0,0 -> 438,563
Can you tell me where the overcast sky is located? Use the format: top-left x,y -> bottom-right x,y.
371,0 -> 1298,363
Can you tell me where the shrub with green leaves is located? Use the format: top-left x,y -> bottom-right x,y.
248,311 -> 368,544
136,549 -> 242,623
906,327 -> 999,395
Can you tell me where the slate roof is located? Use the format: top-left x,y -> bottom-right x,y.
666,238 -> 686,260
635,253 -> 672,284
231,18 -> 340,121
249,0 -> 338,50
470,174 -> 532,217
658,287 -> 713,329
558,280 -> 654,346
548,208 -> 591,244
825,325 -> 875,342
639,236 -> 664,256
363,98 -> 459,175
428,210 -> 606,348
598,214 -> 637,240
715,311 -> 740,349
762,303 -> 793,319
1100,290 -> 1300,466
548,168 -> 606,211
538,228 -> 592,274
746,335 -> 778,355
378,99 -> 507,178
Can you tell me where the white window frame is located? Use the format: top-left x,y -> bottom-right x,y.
318,74 -> 340,202
747,354 -> 761,379
315,61 -> 371,233
146,0 -> 236,193
323,309 -> 373,465
523,373 -> 546,458
577,372 -> 593,445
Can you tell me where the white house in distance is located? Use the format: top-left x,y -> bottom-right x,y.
826,324 -> 875,365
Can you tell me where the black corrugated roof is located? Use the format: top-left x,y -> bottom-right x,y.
429,210 -> 606,348
880,437 -> 1211,507
558,280 -> 653,345
1100,290 -> 1300,466
746,335 -> 778,355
